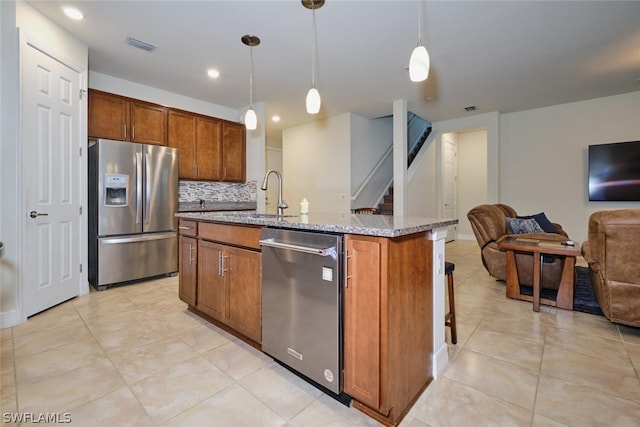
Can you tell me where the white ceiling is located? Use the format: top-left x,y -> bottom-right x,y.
27,1 -> 640,139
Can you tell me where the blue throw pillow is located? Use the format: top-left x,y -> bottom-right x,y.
517,212 -> 559,233
506,217 -> 544,234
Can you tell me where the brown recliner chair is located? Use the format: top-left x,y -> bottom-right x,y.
582,209 -> 640,327
467,204 -> 569,289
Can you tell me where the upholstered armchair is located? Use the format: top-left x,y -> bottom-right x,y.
582,209 -> 640,327
467,204 -> 569,289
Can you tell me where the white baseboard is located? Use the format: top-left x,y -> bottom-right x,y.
0,310 -> 19,329
456,233 -> 476,241
432,342 -> 449,379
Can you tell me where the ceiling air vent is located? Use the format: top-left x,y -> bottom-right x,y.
125,36 -> 156,52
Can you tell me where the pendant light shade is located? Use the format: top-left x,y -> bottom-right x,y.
306,87 -> 321,115
409,1 -> 430,83
242,34 -> 260,130
303,0 -> 324,114
244,108 -> 257,130
409,44 -> 430,82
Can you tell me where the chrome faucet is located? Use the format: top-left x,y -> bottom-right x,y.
261,169 -> 288,216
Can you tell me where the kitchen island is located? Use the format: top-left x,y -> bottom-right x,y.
175,211 -> 456,426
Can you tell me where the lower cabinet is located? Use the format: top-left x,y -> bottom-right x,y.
344,236 -> 381,409
178,234 -> 198,306
197,241 -> 227,321
178,221 -> 262,345
343,233 -> 434,426
224,246 -> 261,341
197,241 -> 261,343
178,220 -> 198,306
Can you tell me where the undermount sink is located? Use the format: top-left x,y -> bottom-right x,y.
228,212 -> 297,219
247,213 -> 298,219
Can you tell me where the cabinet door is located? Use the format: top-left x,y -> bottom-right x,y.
197,240 -> 227,321
196,117 -> 223,180
226,247 -> 261,343
88,90 -> 129,140
344,235 -> 381,409
179,235 -> 198,306
130,101 -> 168,145
221,122 -> 246,182
168,110 -> 197,179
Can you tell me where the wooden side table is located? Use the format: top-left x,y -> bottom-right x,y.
497,236 -> 581,312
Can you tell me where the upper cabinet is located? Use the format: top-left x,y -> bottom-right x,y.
221,121 -> 246,182
168,109 -> 245,183
88,89 -> 167,145
89,90 -> 246,182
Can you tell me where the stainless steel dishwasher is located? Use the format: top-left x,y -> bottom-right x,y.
260,228 -> 350,404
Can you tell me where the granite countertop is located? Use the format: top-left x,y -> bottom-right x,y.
175,211 -> 458,238
178,201 -> 257,212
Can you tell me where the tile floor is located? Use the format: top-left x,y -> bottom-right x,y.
2,240 -> 640,426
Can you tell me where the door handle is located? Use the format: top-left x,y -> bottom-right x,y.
29,211 -> 48,218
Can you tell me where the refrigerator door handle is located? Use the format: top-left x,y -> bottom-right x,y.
101,232 -> 176,244
145,152 -> 151,225
135,152 -> 143,224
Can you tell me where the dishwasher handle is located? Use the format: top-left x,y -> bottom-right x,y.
259,238 -> 336,257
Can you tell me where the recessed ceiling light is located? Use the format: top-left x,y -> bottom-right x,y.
272,115 -> 281,123
207,69 -> 220,79
63,6 -> 84,20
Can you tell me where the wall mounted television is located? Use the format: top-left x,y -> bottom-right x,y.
588,140 -> 640,201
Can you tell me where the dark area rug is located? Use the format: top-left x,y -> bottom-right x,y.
518,266 -> 603,316
573,266 -> 604,316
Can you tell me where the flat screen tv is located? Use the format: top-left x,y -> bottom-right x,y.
588,140 -> 640,201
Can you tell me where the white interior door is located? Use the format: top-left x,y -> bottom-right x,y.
21,39 -> 81,316
443,137 -> 458,242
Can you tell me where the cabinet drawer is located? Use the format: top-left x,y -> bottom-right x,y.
178,219 -> 198,237
199,222 -> 261,250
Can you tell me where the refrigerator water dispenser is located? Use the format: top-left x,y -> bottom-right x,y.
104,174 -> 129,206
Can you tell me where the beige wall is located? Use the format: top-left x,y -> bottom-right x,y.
500,91 -> 640,243
1,0 -> 19,325
2,0 -> 89,326
413,93 -> 639,244
407,137 -> 438,218
457,129 -> 488,239
282,114 -> 352,215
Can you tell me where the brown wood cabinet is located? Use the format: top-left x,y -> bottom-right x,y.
222,245 -> 261,340
344,236 -> 381,409
168,109 -> 245,182
221,121 -> 246,182
88,89 -> 167,145
178,220 -> 198,306
179,221 -> 262,344
198,240 -> 227,321
168,110 -> 222,180
343,233 -> 434,426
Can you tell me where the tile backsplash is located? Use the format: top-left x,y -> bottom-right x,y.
179,180 -> 257,202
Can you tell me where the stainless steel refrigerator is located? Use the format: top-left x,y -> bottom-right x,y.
88,138 -> 178,290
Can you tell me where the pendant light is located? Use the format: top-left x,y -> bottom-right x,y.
242,34 -> 260,130
409,1 -> 430,82
302,0 -> 324,114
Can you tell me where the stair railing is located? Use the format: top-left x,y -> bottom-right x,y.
351,144 -> 393,201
